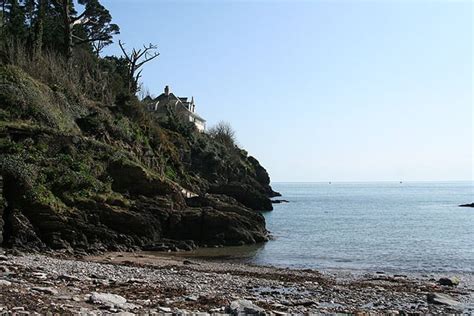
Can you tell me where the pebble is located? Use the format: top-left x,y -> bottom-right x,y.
0,280 -> 12,286
31,287 -> 59,295
0,253 -> 469,314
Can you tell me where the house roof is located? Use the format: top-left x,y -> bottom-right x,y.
150,91 -> 206,122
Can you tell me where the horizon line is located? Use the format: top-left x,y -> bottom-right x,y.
271,180 -> 474,183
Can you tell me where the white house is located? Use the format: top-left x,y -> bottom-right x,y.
145,86 -> 206,132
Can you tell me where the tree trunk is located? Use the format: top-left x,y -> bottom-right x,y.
60,0 -> 72,60
33,0 -> 45,58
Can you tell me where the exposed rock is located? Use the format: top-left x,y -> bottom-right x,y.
59,274 -> 81,282
426,293 -> 460,306
31,287 -> 58,295
228,299 -> 266,315
0,280 -> 12,286
271,199 -> 289,204
0,64 -> 278,253
438,277 -> 460,286
208,183 -> 273,211
459,203 -> 474,208
88,292 -> 127,307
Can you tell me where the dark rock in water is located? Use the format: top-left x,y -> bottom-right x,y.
426,293 -> 460,306
271,199 -> 289,204
438,277 -> 460,286
208,182 -> 273,211
459,203 -> 474,207
246,156 -> 281,197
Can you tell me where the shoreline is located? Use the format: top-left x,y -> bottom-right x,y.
0,249 -> 472,314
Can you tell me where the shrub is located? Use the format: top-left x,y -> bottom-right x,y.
207,121 -> 237,148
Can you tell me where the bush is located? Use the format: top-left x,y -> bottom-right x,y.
207,121 -> 237,148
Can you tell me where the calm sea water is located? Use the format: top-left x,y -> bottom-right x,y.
257,181 -> 474,273
184,182 -> 474,274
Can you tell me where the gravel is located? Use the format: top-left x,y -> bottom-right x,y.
0,250 -> 471,314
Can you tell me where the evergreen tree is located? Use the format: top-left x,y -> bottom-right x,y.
52,0 -> 118,59
5,0 -> 26,40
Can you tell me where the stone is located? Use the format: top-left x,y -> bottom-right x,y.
228,299 -> 265,315
185,295 -> 199,302
12,307 -> 25,311
0,280 -> 12,286
89,292 -> 127,306
438,277 -> 460,286
32,272 -> 48,280
88,292 -> 139,310
59,274 -> 81,282
158,306 -> 172,313
31,287 -> 58,295
0,255 -> 8,261
426,293 -> 460,306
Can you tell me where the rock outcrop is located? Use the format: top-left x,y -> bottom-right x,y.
208,182 -> 274,211
0,65 -> 274,251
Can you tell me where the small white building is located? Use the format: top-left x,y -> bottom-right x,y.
145,86 -> 206,132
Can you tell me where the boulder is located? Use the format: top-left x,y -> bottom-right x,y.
427,293 -> 460,306
227,299 -> 265,315
438,277 -> 460,286
89,292 -> 127,305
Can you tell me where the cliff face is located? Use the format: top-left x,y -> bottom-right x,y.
0,65 -> 276,251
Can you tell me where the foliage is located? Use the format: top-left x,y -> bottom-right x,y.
208,121 -> 237,148
0,0 -> 273,214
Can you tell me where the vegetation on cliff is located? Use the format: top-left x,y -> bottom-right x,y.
0,0 -> 277,251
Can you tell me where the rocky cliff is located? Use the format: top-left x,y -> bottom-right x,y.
0,65 -> 277,252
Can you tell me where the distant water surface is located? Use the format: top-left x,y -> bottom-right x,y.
183,182 -> 474,274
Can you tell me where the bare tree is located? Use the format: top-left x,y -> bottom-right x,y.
208,121 -> 237,148
118,40 -> 159,94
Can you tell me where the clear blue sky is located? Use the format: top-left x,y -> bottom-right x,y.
101,0 -> 472,182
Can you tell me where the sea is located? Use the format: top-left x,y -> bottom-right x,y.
182,181 -> 474,274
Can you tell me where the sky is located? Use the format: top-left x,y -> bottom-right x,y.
101,0 -> 472,182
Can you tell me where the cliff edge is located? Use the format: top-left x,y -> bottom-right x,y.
0,65 -> 277,252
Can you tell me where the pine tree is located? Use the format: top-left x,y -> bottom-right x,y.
52,0 -> 118,60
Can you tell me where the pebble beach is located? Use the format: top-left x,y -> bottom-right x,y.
0,250 -> 472,315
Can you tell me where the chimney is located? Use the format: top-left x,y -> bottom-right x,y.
164,85 -> 170,96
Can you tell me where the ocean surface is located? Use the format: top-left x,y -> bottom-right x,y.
185,182 -> 474,274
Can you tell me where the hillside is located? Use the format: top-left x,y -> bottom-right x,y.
0,64 -> 278,252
